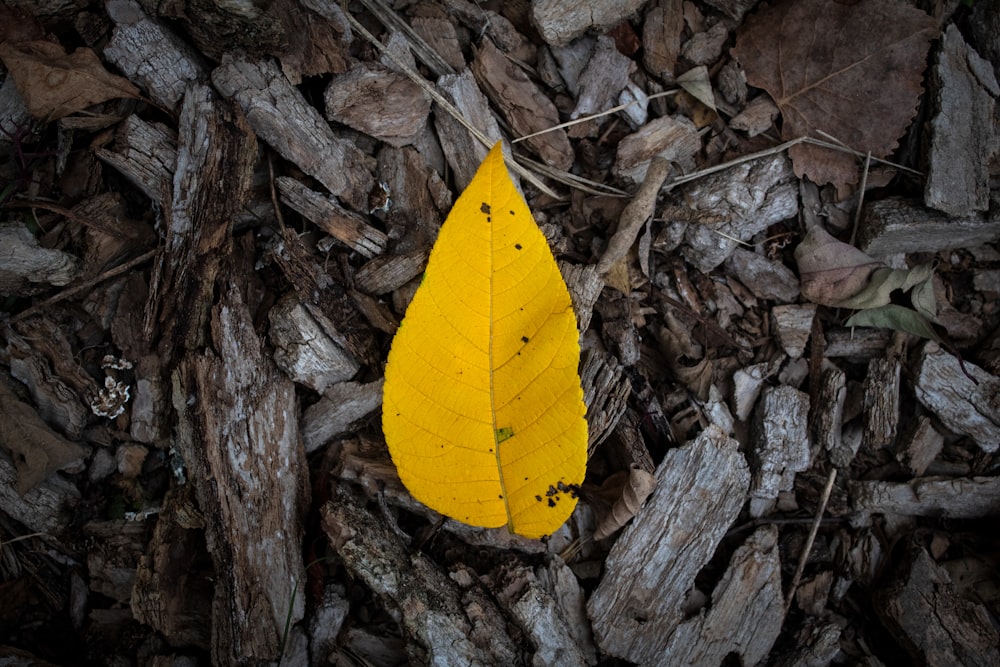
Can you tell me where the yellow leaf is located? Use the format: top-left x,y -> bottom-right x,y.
383,142 -> 588,538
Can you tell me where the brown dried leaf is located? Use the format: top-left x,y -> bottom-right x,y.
794,226 -> 882,306
593,466 -> 658,540
0,40 -> 142,121
0,383 -> 87,494
731,0 -> 937,190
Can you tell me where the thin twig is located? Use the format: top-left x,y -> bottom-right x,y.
849,151 -> 872,247
339,1 -> 557,198
784,468 -> 838,613
512,90 -> 679,144
8,249 -> 159,324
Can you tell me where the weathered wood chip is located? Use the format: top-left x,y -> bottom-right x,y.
858,197 -> 1000,256
531,0 -> 648,47
749,385 -> 810,517
588,425 -> 750,664
851,476 -> 1000,519
276,177 -> 388,258
324,62 -> 430,147
302,379 -> 383,453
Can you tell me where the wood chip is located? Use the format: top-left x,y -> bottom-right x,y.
531,0 -> 648,47
914,342 -> 1000,452
103,0 -> 204,112
771,303 -> 816,359
925,25 -> 999,217
851,476 -> 1000,519
302,379 -> 384,453
724,247 -> 800,303
749,385 -> 810,517
0,222 -> 81,293
874,545 -> 999,667
896,416 -> 944,476
859,196 -> 1000,256
642,0 -> 684,80
472,39 -> 573,170
212,56 -> 375,210
276,177 -> 388,258
588,425 -> 750,664
94,114 -> 177,205
434,69 -> 504,191
268,293 -> 361,393
613,115 -> 700,183
324,62 -> 430,147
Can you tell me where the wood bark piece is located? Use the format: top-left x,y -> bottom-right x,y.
173,277 -> 308,665
925,25 -> 999,217
354,250 -> 428,295
268,293 -> 361,393
681,154 -> 799,272
146,85 -> 257,359
814,366 -> 852,467
749,385 -> 810,517
571,35 -> 632,124
211,56 -> 375,211
896,416 -> 944,476
0,77 -> 31,136
874,545 -> 999,667
580,348 -> 630,453
858,197 -> 1000,256
324,62 -> 430,147
131,484 -> 212,650
266,228 -> 377,366
0,222 -> 81,294
472,39 -> 572,170
0,449 -> 80,535
94,115 -> 177,205
862,353 -> 901,449
771,303 -> 815,359
914,342 -> 1000,453
321,487 -> 526,665
643,0 -> 684,81
410,16 -> 465,72
493,563 -> 595,665
103,0 -> 205,113
276,177 -> 387,258
723,247 -> 800,303
531,0 -> 648,47
375,145 -> 451,254
302,379 -> 384,454
435,69 -> 504,191
850,476 -> 1000,519
587,425 -> 750,664
659,526 -> 784,666
613,115 -> 699,183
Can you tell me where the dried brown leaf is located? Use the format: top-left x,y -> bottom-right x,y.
0,383 -> 87,494
731,0 -> 937,190
795,226 -> 882,306
593,466 -> 658,540
0,40 -> 142,121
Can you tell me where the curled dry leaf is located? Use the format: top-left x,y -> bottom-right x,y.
593,466 -> 658,541
732,0 -> 938,190
0,40 -> 142,121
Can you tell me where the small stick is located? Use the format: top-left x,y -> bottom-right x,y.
784,468 -> 838,613
596,157 -> 671,275
849,151 -> 872,247
8,248 -> 158,324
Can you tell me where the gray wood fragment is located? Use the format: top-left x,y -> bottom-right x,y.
531,0 -> 648,47
771,304 -> 815,359
914,342 -> 1000,452
659,526 -> 784,667
268,294 -> 361,393
302,380 -> 384,453
862,352 -> 901,450
858,198 -> 1000,256
749,385 -> 810,517
0,450 -> 80,535
212,56 -> 375,210
875,546 -> 999,667
925,25 -> 999,217
0,223 -> 81,293
434,69 -> 504,191
94,115 -> 177,205
613,115 -> 699,183
588,425 -> 750,664
896,416 -> 944,476
324,62 -> 430,147
724,248 -> 800,303
276,177 -> 388,258
851,476 -> 1000,519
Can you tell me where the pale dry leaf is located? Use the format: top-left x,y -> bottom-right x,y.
593,466 -> 658,540
0,40 -> 142,121
731,0 -> 937,190
836,262 -> 936,311
676,65 -> 716,111
844,305 -> 942,343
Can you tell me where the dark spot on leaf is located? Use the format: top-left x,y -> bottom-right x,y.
481,203 -> 491,214
487,216 -> 492,222
535,495 -> 543,502
545,485 -> 558,497
509,210 -> 515,215
547,498 -> 556,507
566,483 -> 581,498
515,243 -> 522,250
521,335 -> 529,343
498,494 -> 503,499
